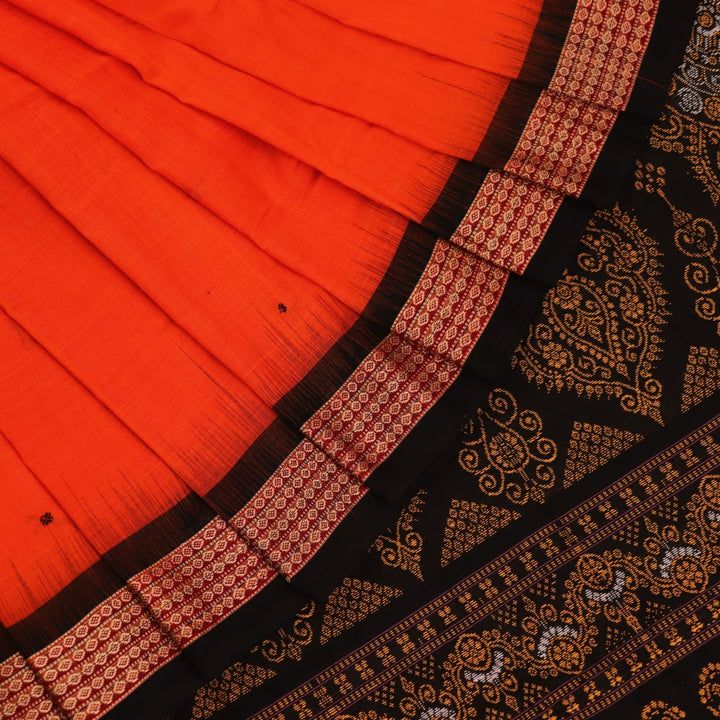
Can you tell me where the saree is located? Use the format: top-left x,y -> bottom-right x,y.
0,0 -> 711,719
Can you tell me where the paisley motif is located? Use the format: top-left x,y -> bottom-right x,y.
514,205 -> 668,424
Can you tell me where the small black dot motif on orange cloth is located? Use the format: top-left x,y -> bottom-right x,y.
39,512 -> 54,526
278,303 -> 287,313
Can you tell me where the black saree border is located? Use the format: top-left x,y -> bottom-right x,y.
242,396 -> 720,720
473,0 -> 576,170
586,616 -> 720,719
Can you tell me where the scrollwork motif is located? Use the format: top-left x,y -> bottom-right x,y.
650,2 -> 720,203
372,492 -> 426,580
256,601 -> 315,664
635,160 -> 720,333
459,388 -> 557,505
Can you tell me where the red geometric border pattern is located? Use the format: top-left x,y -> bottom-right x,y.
31,589 -> 175,720
551,0 -> 659,110
127,517 -> 276,647
505,92 -> 617,197
303,240 -> 509,481
0,0 -> 662,716
231,444 -> 368,576
452,171 -> 564,274
454,0 -> 659,272
0,653 -> 62,720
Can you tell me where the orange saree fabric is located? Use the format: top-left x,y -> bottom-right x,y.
0,0 -> 540,626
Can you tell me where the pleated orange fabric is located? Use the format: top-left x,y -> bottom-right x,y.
0,0 -> 543,626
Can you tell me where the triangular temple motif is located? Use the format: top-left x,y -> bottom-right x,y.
192,663 -> 276,720
564,422 -> 644,487
319,579 -> 403,644
441,499 -> 520,566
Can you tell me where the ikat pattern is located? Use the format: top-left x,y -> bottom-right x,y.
683,346 -> 720,412
179,1 -> 709,717
190,603 -> 317,718
192,665 -> 276,720
641,701 -> 686,720
319,579 -> 403,645
252,417 -> 720,720
257,602 -> 315,665
675,2 -> 720,118
651,1 -> 720,204
458,388 -> 558,505
635,160 -> 720,335
514,205 -> 669,424
700,662 -> 720,716
564,423 -> 644,487
441,501 -> 521,567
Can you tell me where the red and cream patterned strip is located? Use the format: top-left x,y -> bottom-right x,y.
230,444 -> 368,577
452,171 -> 565,274
0,477 -> 360,718
128,517 -> 275,647
0,653 -> 63,720
551,0 -> 659,110
25,589 -> 175,720
0,520 -> 273,719
504,92 -> 617,197
453,93 -> 616,274
298,0 -> 660,491
454,0 -> 659,273
303,241 -> 509,481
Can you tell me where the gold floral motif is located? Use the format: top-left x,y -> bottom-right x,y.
640,515 -> 712,596
640,700 -> 687,720
397,676 -> 463,720
514,205 -> 668,424
377,467 -> 720,720
459,388 -> 558,505
650,105 -> 720,205
372,492 -> 426,580
257,601 -> 315,664
394,601 -> 596,720
650,0 -> 720,204
567,552 -> 643,632
443,630 -> 520,717
519,597 -> 596,678
616,474 -> 720,598
395,630 -> 520,720
699,662 -> 720,717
